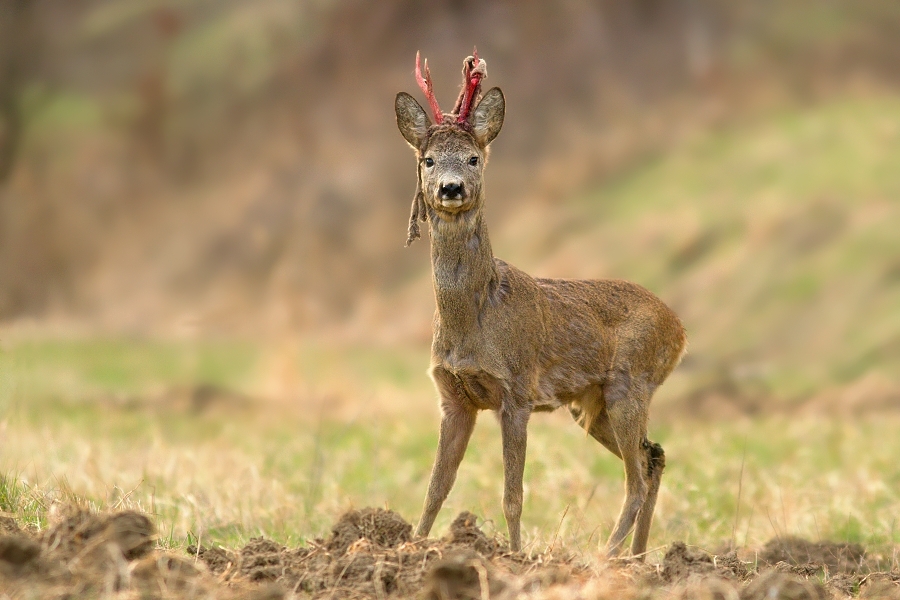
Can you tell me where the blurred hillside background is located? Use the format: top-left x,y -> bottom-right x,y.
1,0 -> 900,415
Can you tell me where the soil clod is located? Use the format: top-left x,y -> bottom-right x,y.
41,508 -> 156,562
716,550 -> 753,581
0,515 -> 20,535
327,507 -> 412,555
760,536 -> 866,574
0,535 -> 40,567
741,570 -> 828,600
446,511 -> 502,556
187,542 -> 234,573
662,541 -> 716,582
422,551 -> 509,600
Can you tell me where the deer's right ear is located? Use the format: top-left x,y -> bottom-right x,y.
395,92 -> 431,149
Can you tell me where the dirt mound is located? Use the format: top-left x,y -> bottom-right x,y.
660,541 -> 717,582
327,507 -> 413,554
130,553 -> 210,598
184,507 -> 585,598
421,550 -> 511,600
660,541 -> 752,583
2,507 -> 899,599
0,508 -> 221,599
0,514 -> 20,535
445,511 -> 504,556
760,536 -> 867,574
742,570 -> 829,600
188,508 -> 519,597
41,508 -> 156,561
0,535 -> 41,569
646,538 -> 891,600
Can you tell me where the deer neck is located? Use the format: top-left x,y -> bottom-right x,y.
429,207 -> 499,332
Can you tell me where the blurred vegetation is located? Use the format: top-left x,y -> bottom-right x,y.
0,1 -> 898,406
509,97 -> 900,407
1,1 -> 899,569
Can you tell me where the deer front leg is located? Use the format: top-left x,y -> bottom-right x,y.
500,403 -> 530,552
416,401 -> 477,538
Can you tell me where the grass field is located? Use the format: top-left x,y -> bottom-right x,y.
2,94 -> 900,597
2,337 -> 899,570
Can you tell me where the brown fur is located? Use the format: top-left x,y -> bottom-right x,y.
395,61 -> 686,557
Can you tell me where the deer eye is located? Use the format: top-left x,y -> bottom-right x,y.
424,157 -> 434,167
468,156 -> 478,166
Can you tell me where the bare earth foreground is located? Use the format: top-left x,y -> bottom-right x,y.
1,507 -> 898,599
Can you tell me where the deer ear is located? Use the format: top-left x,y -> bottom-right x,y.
395,92 -> 431,149
471,87 -> 504,146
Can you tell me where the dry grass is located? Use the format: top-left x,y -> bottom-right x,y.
3,361 -> 900,567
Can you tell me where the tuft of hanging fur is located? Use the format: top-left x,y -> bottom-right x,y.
405,162 -> 428,246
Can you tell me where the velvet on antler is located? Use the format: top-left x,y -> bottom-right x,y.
416,52 -> 443,124
453,48 -> 486,125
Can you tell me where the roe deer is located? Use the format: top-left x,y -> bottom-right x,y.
394,51 -> 686,557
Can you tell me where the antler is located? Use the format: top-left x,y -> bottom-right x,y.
416,52 -> 444,124
454,47 -> 487,124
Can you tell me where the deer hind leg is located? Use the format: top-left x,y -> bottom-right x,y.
570,387 -> 662,559
416,369 -> 478,539
602,375 -> 652,558
630,438 -> 665,559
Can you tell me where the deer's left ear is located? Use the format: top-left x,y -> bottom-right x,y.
472,87 -> 504,146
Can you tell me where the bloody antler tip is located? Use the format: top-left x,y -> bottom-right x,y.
415,51 -> 443,124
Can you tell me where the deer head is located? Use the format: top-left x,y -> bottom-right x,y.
395,51 -> 505,245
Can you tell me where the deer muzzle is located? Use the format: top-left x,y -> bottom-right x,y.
438,182 -> 466,208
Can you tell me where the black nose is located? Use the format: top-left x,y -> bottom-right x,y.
439,183 -> 464,199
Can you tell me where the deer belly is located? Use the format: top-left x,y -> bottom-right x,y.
532,395 -> 567,412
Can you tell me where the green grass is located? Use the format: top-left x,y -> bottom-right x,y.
0,337 -> 429,411
0,473 -> 48,531
0,338 -> 258,403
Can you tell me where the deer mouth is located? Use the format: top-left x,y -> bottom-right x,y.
436,188 -> 470,211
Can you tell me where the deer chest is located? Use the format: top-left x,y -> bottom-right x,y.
431,364 -> 505,411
